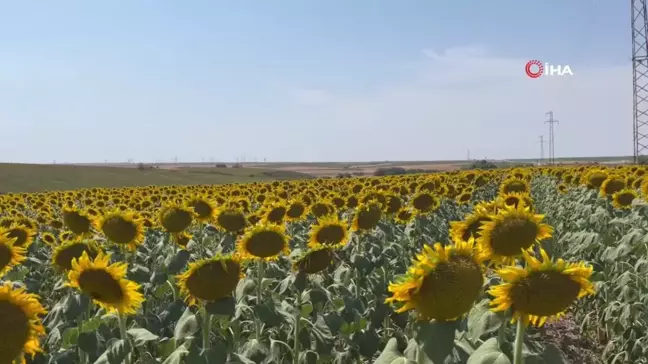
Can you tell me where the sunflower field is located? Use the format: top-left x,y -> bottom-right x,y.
0,165 -> 646,364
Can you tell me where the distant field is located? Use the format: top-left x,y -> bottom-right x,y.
0,164 -> 311,193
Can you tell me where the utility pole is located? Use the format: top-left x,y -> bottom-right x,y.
467,149 -> 470,160
538,135 -> 545,164
544,111 -> 559,165
632,0 -> 648,162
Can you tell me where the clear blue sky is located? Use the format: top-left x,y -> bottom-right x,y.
0,0 -> 630,163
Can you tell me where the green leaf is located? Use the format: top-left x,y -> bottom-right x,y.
174,308 -> 198,343
128,328 -> 160,346
467,300 -> 504,341
78,331 -> 98,355
415,320 -> 458,363
93,339 -> 132,364
61,327 -> 79,349
300,303 -> 314,318
466,338 -> 511,364
161,343 -> 189,364
374,338 -> 406,364
167,250 -> 191,274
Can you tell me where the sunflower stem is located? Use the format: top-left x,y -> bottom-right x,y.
497,318 -> 508,345
513,317 -> 527,364
118,314 -> 132,364
293,291 -> 302,364
255,259 -> 265,341
201,304 -> 212,350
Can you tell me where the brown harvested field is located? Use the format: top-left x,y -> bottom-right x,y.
246,162 -> 471,177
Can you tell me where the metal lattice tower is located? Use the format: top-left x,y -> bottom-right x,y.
632,0 -> 648,162
545,112 -> 559,165
539,135 -> 545,164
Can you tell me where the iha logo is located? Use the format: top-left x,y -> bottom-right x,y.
525,60 -> 573,78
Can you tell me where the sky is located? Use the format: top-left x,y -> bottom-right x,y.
0,0 -> 631,163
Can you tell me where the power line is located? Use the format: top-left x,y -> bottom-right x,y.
538,135 -> 545,164
544,111 -> 559,165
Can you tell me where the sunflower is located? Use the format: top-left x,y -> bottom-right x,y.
40,232 -> 57,247
0,283 -> 47,364
237,223 -> 290,261
59,230 -> 80,243
478,204 -> 553,265
308,216 -> 349,249
394,207 -> 415,225
489,248 -> 595,327
293,245 -> 336,274
66,252 -> 144,315
52,241 -> 98,271
176,254 -> 243,306
456,192 -> 472,205
557,184 -> 568,194
351,201 -> 382,232
310,201 -> 336,219
499,192 -> 534,210
449,210 -> 493,243
62,207 -> 93,236
214,206 -> 247,234
0,233 -> 26,278
499,178 -> 530,195
583,169 -> 608,189
95,209 -> 145,251
187,196 -> 217,222
385,238 -> 485,321
4,224 -> 37,249
600,175 -> 626,197
286,200 -> 308,221
263,202 -> 287,224
410,191 -> 440,214
612,188 -> 638,209
158,204 -> 194,233
174,231 -> 193,249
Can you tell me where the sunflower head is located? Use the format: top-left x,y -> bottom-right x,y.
215,206 -> 247,234
386,238 -> 485,321
67,252 -> 144,315
557,183 -> 568,194
489,248 -> 595,327
0,233 -> 27,278
499,192 -> 534,211
40,232 -> 57,247
600,175 -> 626,197
293,245 -> 336,274
478,204 -> 553,265
174,231 -> 193,249
263,202 -> 288,224
499,178 -> 530,195
410,191 -> 440,214
52,241 -> 99,271
96,209 -> 145,251
177,254 -> 244,306
158,203 -> 194,233
612,188 -> 638,209
450,210 -> 493,243
4,223 -> 37,249
62,206 -> 93,236
394,207 -> 415,225
187,195 -> 217,222
0,283 -> 47,363
286,199 -> 308,221
352,201 -> 383,232
237,223 -> 290,261
308,216 -> 349,249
